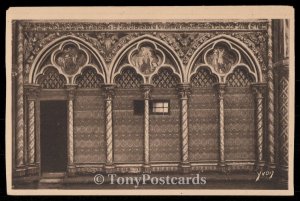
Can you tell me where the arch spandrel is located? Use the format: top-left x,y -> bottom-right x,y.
187,35 -> 264,84
109,35 -> 185,84
28,35 -> 108,84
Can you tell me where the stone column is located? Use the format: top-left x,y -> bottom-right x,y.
276,60 -> 289,183
66,84 -> 77,175
177,83 -> 191,173
251,83 -> 267,170
15,23 -> 26,177
141,84 -> 153,173
267,20 -> 276,169
102,84 -> 116,173
214,83 -> 226,171
24,84 -> 40,175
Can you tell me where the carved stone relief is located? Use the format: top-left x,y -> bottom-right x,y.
21,21 -> 269,83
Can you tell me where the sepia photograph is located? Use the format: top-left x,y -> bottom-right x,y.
5,6 -> 294,195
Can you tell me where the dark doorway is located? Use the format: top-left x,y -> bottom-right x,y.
40,101 -> 68,173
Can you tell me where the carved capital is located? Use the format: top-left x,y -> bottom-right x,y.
102,84 -> 116,100
251,83 -> 267,99
140,84 -> 153,100
177,83 -> 191,99
65,84 -> 77,100
214,83 -> 226,98
24,84 -> 41,100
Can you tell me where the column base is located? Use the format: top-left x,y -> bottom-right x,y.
143,165 -> 151,173
67,165 -> 76,176
180,163 -> 191,173
14,167 -> 27,177
278,166 -> 288,187
267,163 -> 276,170
27,165 -> 39,175
218,162 -> 227,173
255,161 -> 265,171
105,164 -> 115,173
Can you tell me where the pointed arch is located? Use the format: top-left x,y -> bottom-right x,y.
28,35 -> 108,84
109,35 -> 184,84
187,34 -> 263,83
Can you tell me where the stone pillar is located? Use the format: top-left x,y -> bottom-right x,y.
267,20 -> 276,169
24,84 -> 40,175
251,83 -> 267,170
177,83 -> 191,173
66,84 -> 77,175
276,59 -> 289,183
141,84 -> 153,173
214,83 -> 226,171
15,23 -> 26,176
102,84 -> 116,173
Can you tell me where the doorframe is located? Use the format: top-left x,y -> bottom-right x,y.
37,89 -> 68,177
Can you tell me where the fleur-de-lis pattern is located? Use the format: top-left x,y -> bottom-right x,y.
224,87 -> 255,160
74,90 -> 106,163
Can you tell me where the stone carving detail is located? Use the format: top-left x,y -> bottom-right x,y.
152,68 -> 180,88
231,32 -> 268,71
251,84 -> 267,169
155,32 -> 213,65
54,42 -> 88,75
205,42 -> 239,74
115,67 -> 143,88
75,67 -> 104,88
129,42 -> 164,75
266,20 -> 275,168
191,68 -> 218,87
77,32 -> 141,63
22,23 -> 268,78
36,67 -> 67,89
279,74 -> 289,168
16,24 -> 25,169
177,84 -> 191,171
22,21 -> 268,32
102,85 -> 115,167
227,67 -> 255,87
24,32 -> 60,68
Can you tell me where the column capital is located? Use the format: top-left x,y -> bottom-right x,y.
251,83 -> 267,97
24,84 -> 41,100
102,84 -> 116,100
177,83 -> 191,99
65,84 -> 77,100
140,84 -> 153,100
214,83 -> 226,91
214,83 -> 226,99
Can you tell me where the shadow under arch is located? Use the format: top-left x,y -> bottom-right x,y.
28,35 -> 108,84
109,34 -> 185,84
187,34 -> 263,83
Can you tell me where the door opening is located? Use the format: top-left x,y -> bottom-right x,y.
40,101 -> 68,173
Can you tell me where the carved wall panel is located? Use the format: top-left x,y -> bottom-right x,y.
279,70 -> 289,168
189,68 -> 218,162
224,78 -> 255,161
73,90 -> 106,163
113,89 -> 144,163
149,88 -> 180,162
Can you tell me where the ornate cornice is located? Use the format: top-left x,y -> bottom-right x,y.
21,21 -> 268,32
